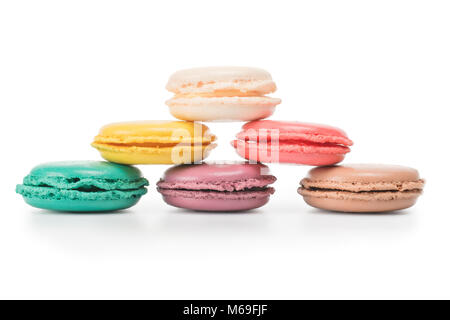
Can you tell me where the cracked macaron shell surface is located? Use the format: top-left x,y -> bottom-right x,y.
232,120 -> 353,166
16,161 -> 149,212
92,121 -> 216,164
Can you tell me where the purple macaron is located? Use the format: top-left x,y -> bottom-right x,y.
157,162 -> 276,212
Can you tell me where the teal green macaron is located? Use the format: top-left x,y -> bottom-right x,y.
16,161 -> 149,212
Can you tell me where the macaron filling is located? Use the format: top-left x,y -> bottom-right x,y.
173,89 -> 266,98
158,186 -> 275,201
170,80 -> 276,94
16,185 -> 148,201
298,179 -> 425,201
158,187 -> 275,201
157,176 -> 276,192
22,175 -> 148,191
166,96 -> 281,108
17,176 -> 149,201
233,139 -> 351,155
237,130 -> 353,146
93,135 -> 216,149
234,126 -> 353,155
157,177 -> 276,200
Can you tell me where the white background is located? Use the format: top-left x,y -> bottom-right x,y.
1,0 -> 449,299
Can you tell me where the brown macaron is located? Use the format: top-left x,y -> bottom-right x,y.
298,164 -> 425,213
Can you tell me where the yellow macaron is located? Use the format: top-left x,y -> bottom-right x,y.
92,121 -> 216,164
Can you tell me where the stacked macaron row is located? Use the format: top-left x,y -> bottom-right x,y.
156,67 -> 361,212
16,66 -> 424,213
155,67 -> 281,211
16,67 -> 284,212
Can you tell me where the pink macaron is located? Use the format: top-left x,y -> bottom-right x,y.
156,162 -> 276,212
232,120 -> 353,166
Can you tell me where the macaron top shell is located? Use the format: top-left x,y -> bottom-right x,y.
166,66 -> 276,95
301,164 -> 425,193
305,164 -> 421,183
21,161 -> 148,190
93,121 -> 216,145
238,120 -> 353,146
27,161 -> 143,181
157,162 -> 276,192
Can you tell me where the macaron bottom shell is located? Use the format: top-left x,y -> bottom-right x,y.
160,191 -> 271,212
301,194 -> 419,213
168,101 -> 276,122
93,144 -> 216,165
22,196 -> 141,212
232,140 -> 346,166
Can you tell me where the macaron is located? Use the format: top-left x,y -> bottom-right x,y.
156,162 -> 276,212
92,121 -> 216,164
16,161 -> 149,212
232,120 -> 353,166
165,67 -> 281,121
298,164 -> 425,213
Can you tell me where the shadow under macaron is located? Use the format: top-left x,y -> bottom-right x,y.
304,207 -> 413,216
165,207 -> 262,215
29,208 -> 135,215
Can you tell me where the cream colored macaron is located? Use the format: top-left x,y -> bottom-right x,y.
165,66 -> 281,122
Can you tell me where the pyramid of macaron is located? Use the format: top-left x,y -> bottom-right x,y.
16,66 -> 424,213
